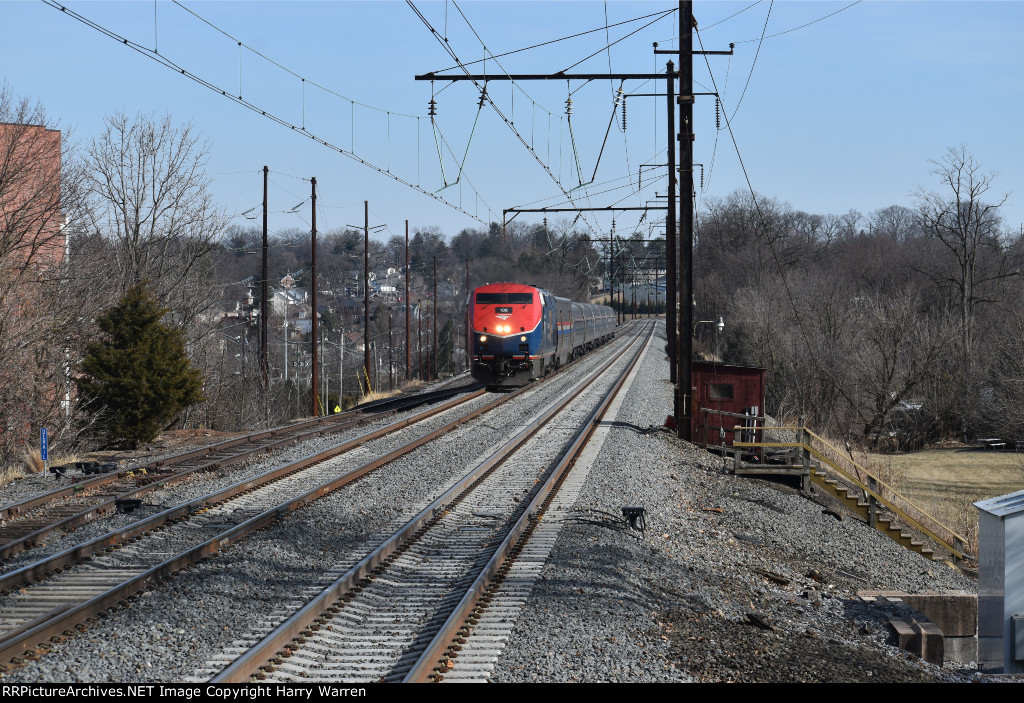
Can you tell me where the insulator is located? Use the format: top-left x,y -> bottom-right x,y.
715,97 -> 720,130
700,164 -> 705,189
428,98 -> 437,117
621,96 -> 627,131
478,85 -> 488,109
565,96 -> 573,116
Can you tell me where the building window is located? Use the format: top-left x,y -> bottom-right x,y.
709,383 -> 734,400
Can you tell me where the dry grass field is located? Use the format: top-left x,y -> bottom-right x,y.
858,447 -> 1024,553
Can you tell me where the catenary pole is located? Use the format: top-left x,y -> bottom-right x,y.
311,177 -> 319,417
405,220 -> 411,381
364,201 -> 371,393
678,0 -> 694,440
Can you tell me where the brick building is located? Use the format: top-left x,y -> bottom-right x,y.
0,122 -> 64,461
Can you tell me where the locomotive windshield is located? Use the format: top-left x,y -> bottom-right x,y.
476,292 -> 534,305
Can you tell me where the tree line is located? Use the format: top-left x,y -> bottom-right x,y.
2,78 -> 1016,466
695,146 -> 1019,449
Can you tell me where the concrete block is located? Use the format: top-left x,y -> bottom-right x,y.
901,593 -> 977,637
907,613 -> 945,667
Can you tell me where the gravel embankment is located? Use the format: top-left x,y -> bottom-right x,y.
490,322 -> 980,683
0,330 -> 641,682
0,322 -> 984,682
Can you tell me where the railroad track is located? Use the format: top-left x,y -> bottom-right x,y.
206,321 -> 655,683
0,326 -> 641,671
0,382 -> 481,562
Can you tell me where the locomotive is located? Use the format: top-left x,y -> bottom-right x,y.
467,282 -> 616,387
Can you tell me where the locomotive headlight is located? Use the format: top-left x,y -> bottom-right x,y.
504,325 -> 512,333
479,335 -> 487,342
520,336 -> 527,342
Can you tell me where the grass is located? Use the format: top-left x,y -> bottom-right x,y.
861,447 -> 1024,555
0,451 -> 85,491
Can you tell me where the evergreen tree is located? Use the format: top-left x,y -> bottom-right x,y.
77,284 -> 204,448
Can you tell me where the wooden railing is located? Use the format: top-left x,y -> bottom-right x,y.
733,420 -> 970,562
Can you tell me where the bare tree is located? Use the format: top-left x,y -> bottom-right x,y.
848,291 -> 952,444
0,85 -> 92,466
83,112 -> 226,330
914,146 -> 1014,430
914,146 -> 1011,362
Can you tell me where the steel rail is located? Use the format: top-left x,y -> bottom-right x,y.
0,330 -> 626,669
0,387 -> 488,597
0,387 -> 510,666
0,383 -> 481,560
404,322 -> 655,682
209,322 -> 650,683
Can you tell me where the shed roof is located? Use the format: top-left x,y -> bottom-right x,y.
975,489 -> 1024,518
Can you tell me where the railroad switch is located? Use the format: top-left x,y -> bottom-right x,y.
621,507 -> 647,535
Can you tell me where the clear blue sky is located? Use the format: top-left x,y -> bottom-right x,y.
2,1 -> 1022,246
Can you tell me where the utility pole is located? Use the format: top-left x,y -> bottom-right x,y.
364,201 -> 371,393
666,58 -> 677,387
432,255 -> 438,380
311,176 -> 319,417
405,220 -> 411,382
678,0 -> 694,441
261,166 -> 269,392
465,257 -> 470,371
418,23 -> 727,439
388,308 -> 394,391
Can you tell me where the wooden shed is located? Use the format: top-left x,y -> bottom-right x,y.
691,361 -> 766,449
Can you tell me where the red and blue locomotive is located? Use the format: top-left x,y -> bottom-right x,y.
467,282 -> 616,386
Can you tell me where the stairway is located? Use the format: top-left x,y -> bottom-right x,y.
808,464 -> 938,560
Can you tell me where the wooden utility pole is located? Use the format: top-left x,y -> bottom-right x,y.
364,201 -> 371,392
405,220 -> 411,381
261,166 -> 269,391
311,177 -> 319,417
432,255 -> 438,380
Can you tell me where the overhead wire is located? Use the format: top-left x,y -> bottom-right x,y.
171,0 -> 421,119
406,0 -> 606,240
730,0 -> 773,122
694,24 -> 858,411
429,8 -> 675,75
733,0 -> 862,43
44,0 -> 489,224
560,7 -> 677,74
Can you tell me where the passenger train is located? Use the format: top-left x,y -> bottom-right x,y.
467,282 -> 616,387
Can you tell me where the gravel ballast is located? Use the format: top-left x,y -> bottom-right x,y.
0,322 -> 985,682
488,322 -> 979,683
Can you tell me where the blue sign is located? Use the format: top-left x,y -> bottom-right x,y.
41,428 -> 47,462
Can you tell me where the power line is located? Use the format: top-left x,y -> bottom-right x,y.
430,8 -> 675,75
407,0 -> 607,240
44,0 -> 489,224
730,0 -> 772,122
171,0 -> 421,119
733,1 -> 862,44
695,24 -> 855,411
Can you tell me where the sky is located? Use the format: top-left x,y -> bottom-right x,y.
2,0 -> 1022,248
